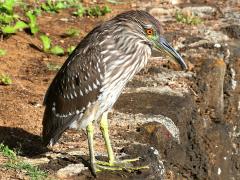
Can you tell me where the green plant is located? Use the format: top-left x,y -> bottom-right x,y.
0,143 -> 16,160
0,49 -> 7,56
41,0 -> 72,13
50,45 -> 64,55
0,0 -> 15,15
0,74 -> 12,85
5,161 -> 47,179
72,4 -> 85,17
1,20 -> 28,34
0,0 -> 30,35
73,5 -> 111,17
67,45 -> 76,54
40,34 -> 64,55
65,28 -> 80,37
86,5 -> 111,17
26,11 -> 39,35
47,62 -> 61,71
40,34 -> 51,52
175,11 -> 202,25
0,143 -> 47,179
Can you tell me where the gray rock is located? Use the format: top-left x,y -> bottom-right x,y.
180,4 -> 220,19
57,163 -> 88,178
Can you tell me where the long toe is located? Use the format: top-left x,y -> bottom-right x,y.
96,158 -> 149,172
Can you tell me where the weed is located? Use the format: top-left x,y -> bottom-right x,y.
0,143 -> 47,179
0,0 -> 28,35
26,11 -> 39,35
0,0 -> 15,15
0,49 -> 7,56
1,20 -> 28,34
65,28 -> 80,37
72,4 -> 85,17
73,5 -> 111,17
0,143 -> 16,160
0,74 -> 12,85
175,11 -> 202,25
40,0 -> 76,13
47,62 -> 61,71
67,45 -> 76,55
50,45 -> 64,55
40,34 -> 64,55
86,5 -> 111,17
40,34 -> 51,52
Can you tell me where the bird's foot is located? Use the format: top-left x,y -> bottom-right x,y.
95,157 -> 149,173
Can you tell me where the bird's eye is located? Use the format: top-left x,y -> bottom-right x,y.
146,28 -> 153,36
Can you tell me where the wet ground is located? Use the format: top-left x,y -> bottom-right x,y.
0,0 -> 239,179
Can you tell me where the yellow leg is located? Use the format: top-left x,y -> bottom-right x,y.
86,122 -> 97,175
97,112 -> 149,172
100,112 -> 115,165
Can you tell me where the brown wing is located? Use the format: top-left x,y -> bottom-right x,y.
42,44 -> 104,146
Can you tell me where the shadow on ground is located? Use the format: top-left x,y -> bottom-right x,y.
0,126 -> 46,157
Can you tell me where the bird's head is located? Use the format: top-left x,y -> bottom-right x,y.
114,10 -> 188,70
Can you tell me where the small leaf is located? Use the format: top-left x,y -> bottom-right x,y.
0,74 -> 12,85
26,11 -> 39,34
0,49 -> 7,56
2,0 -> 15,14
40,35 -> 51,52
14,21 -> 28,30
65,28 -> 79,37
50,46 -> 64,55
67,46 -> 76,54
1,25 -> 16,34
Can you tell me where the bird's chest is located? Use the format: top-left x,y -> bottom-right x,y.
97,47 -> 150,114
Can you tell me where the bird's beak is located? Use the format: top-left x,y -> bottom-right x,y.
154,37 -> 188,70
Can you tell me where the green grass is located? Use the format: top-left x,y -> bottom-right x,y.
0,143 -> 47,180
175,11 -> 202,25
0,143 -> 16,160
0,74 -> 12,85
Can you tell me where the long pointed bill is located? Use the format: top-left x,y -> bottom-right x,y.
155,37 -> 188,70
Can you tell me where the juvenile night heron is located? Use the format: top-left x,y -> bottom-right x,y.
42,10 -> 187,174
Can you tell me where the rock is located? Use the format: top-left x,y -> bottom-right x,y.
221,25 -> 240,39
201,29 -> 229,43
198,58 -> 226,122
139,120 -> 179,153
22,157 -> 50,166
179,4 -> 220,19
120,143 -> 165,179
56,163 -> 88,178
148,7 -> 176,22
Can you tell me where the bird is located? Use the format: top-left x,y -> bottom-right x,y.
42,10 -> 187,175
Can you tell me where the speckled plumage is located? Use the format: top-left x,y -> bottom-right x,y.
42,10 -> 186,149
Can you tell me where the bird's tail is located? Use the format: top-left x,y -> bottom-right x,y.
42,106 -> 76,147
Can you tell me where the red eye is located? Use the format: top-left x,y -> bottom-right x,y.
146,28 -> 153,35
